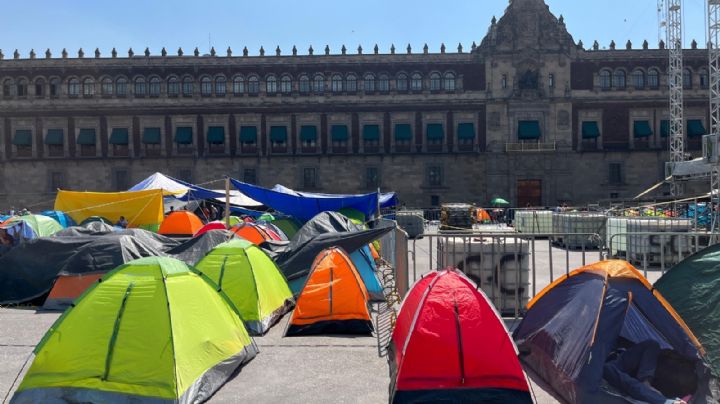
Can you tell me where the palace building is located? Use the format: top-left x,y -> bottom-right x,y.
0,0 -> 712,209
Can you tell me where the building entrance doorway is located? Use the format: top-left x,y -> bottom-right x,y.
517,179 -> 542,207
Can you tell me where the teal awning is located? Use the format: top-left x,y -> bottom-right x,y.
143,128 -> 161,144
299,125 -> 317,141
394,124 -> 412,141
12,130 -> 32,145
426,124 -> 444,140
45,129 -> 64,145
77,129 -> 96,145
175,127 -> 193,144
331,125 -> 349,141
581,121 -> 600,139
207,126 -> 225,144
109,128 -> 129,145
270,126 -> 287,142
518,120 -> 541,140
633,121 -> 653,138
688,119 -> 706,137
660,120 -> 669,138
457,123 -> 475,139
239,126 -> 258,143
362,125 -> 380,141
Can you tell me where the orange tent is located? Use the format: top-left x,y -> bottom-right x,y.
476,208 -> 491,223
368,243 -> 380,261
43,273 -> 104,310
230,223 -> 280,245
158,211 -> 204,236
285,247 -> 374,336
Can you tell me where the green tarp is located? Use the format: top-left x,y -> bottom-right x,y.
655,245 -> 720,376
688,119 -> 706,137
12,130 -> 32,146
518,120 -> 541,140
362,125 -> 380,141
426,124 -> 444,140
45,129 -> 64,145
394,124 -> 412,141
207,126 -> 225,144
239,126 -> 258,143
331,125 -> 348,141
457,123 -> 475,139
142,128 -> 161,144
270,126 -> 287,142
76,129 -> 96,145
175,127 -> 193,144
582,121 -> 600,139
109,128 -> 129,145
299,126 -> 317,141
633,121 -> 653,138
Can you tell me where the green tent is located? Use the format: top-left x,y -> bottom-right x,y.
655,245 -> 720,376
13,257 -> 258,403
195,239 -> 294,335
6,214 -> 63,237
271,217 -> 301,239
338,208 -> 366,226
228,216 -> 243,226
257,213 -> 275,222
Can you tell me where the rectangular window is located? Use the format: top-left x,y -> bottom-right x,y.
243,168 -> 257,184
50,171 -> 65,193
431,195 -> 440,207
549,74 -> 555,88
168,80 -> 179,96
303,167 -> 318,189
366,167 -> 379,190
609,163 -> 623,185
113,169 -> 129,191
427,166 -> 443,187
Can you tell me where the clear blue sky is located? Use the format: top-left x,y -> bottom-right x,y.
0,0 -> 711,56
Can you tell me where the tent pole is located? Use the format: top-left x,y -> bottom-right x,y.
225,177 -> 231,227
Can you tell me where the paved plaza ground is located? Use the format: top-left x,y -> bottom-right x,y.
0,227 -> 671,403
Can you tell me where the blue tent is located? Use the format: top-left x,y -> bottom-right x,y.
39,210 -> 77,228
349,246 -> 384,302
231,180 -> 381,222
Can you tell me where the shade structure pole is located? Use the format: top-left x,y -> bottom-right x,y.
376,187 -> 381,221
225,177 -> 231,227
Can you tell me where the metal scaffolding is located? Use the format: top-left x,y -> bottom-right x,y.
709,0 -> 720,233
667,0 -> 685,197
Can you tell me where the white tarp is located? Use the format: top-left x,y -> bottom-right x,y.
130,172 -> 262,207
212,190 -> 263,207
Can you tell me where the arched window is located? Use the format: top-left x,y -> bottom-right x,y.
312,74 -> 325,94
346,74 -> 357,92
34,78 -> 45,97
599,70 -> 611,89
134,77 -> 146,95
396,73 -> 408,91
443,72 -> 456,91
410,73 -> 423,91
631,69 -> 645,89
49,78 -> 61,97
82,78 -> 94,96
430,72 -> 441,91
613,70 -> 626,89
101,77 -> 113,95
331,74 -> 343,93
299,74 -> 310,93
149,77 -> 161,96
647,69 -> 659,89
248,75 -> 260,94
378,74 -> 390,92
200,76 -> 212,96
266,75 -> 277,94
167,77 -> 179,96
182,76 -> 193,96
215,76 -> 226,96
280,75 -> 292,94
232,76 -> 244,95
68,78 -> 80,96
699,69 -> 709,89
363,73 -> 375,92
16,78 -> 27,97
683,68 -> 692,89
116,77 -> 128,96
2,79 -> 12,97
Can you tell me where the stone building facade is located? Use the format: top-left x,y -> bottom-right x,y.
0,0 -> 712,209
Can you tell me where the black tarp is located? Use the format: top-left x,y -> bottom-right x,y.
288,211 -> 360,249
166,230 -> 237,265
0,231 -> 176,305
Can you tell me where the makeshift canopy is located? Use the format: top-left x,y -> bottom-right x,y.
12,257 -> 258,404
272,183 -> 398,209
285,247 -> 373,336
390,269 -> 532,403
513,260 -> 713,404
195,239 -> 294,335
655,244 -> 720,376
130,172 -> 262,206
54,189 -> 164,228
231,179 -> 383,222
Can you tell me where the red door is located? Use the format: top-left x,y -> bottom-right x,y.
517,180 -> 542,208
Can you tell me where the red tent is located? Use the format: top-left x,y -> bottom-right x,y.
193,221 -> 227,237
389,268 -> 532,403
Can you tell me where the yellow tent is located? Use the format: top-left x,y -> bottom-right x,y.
54,189 -> 164,228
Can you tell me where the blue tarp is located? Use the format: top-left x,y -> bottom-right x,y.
232,180 -> 383,222
271,184 -> 397,209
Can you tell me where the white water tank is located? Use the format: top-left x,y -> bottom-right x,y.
395,210 -> 425,239
553,213 -> 607,249
626,218 -> 693,266
606,217 -> 628,257
515,210 -> 553,235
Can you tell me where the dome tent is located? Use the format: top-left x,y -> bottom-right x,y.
12,257 -> 258,404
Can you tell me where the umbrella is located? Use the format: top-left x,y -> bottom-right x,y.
491,197 -> 510,206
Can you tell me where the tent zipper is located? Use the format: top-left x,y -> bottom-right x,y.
453,294 -> 465,385
102,282 -> 134,381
